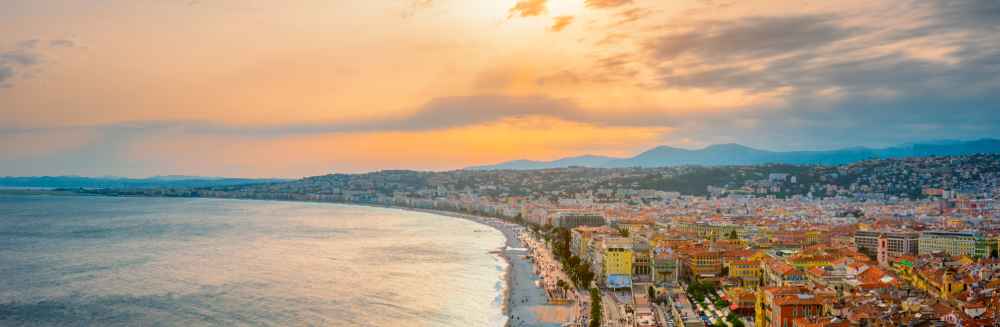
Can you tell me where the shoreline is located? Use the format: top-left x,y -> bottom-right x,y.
385,207 -> 553,327
391,208 -> 519,317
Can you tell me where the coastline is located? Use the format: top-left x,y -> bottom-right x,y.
396,208 -> 559,327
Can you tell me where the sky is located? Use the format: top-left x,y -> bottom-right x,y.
1,0 -> 998,178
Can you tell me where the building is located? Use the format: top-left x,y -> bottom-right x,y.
551,210 -> 606,229
633,238 -> 652,280
763,258 -> 807,287
853,230 -> 919,258
678,222 -> 746,240
615,216 -> 656,237
570,226 -> 616,260
805,265 -> 848,294
730,259 -> 763,287
685,249 -> 723,281
918,231 -> 987,258
652,251 -> 680,285
755,287 -> 825,327
601,237 -> 633,288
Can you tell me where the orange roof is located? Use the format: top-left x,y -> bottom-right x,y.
767,259 -> 799,276
724,249 -> 757,258
792,316 -> 850,327
806,266 -> 828,278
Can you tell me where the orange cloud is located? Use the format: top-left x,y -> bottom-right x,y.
585,0 -> 632,9
613,7 -> 651,26
508,0 -> 547,18
550,16 -> 575,32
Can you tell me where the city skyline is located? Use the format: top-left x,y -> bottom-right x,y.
3,0 -> 999,177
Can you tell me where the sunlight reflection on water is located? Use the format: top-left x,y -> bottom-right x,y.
0,196 -> 507,326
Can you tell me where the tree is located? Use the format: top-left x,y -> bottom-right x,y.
728,230 -> 739,240
590,288 -> 603,327
648,286 -> 657,302
728,313 -> 745,327
568,255 -> 581,268
577,265 -> 595,288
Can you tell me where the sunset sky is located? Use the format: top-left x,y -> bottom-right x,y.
2,0 -> 999,177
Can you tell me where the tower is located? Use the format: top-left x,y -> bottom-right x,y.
877,234 -> 889,267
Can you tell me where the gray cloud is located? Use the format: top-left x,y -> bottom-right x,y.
1,95 -> 682,138
0,65 -> 13,85
628,0 -> 1000,149
649,15 -> 855,63
17,39 -> 40,49
0,50 -> 42,66
647,1 -> 1000,94
0,38 -> 82,88
933,0 -> 1000,30
682,92 -> 1000,150
0,45 -> 43,86
231,95 -> 600,135
48,39 -> 76,48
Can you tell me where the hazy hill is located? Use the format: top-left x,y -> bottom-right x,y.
467,139 -> 1000,170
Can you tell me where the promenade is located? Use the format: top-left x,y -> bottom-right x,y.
521,231 -> 589,326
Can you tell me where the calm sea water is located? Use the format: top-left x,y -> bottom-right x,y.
0,195 -> 508,326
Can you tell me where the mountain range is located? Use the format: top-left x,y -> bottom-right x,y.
466,139 -> 1000,170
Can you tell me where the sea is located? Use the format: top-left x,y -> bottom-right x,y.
0,195 -> 509,326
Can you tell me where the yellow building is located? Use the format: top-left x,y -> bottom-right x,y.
730,259 -> 763,287
788,254 -> 834,270
906,267 -> 967,301
602,237 -> 634,277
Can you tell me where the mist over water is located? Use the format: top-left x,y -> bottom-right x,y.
0,195 -> 508,326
